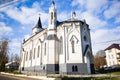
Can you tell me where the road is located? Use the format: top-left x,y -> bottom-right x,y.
0,74 -> 41,80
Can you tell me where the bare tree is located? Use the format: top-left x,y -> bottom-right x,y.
94,50 -> 106,70
14,54 -> 20,64
0,39 -> 9,71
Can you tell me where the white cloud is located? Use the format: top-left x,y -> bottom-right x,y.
11,39 -> 21,48
0,13 -> 5,19
91,26 -> 120,54
104,1 -> 120,19
115,16 -> 120,23
58,11 -> 71,21
0,2 -> 48,27
71,0 -> 108,14
24,34 -> 30,40
85,0 -> 108,13
71,0 -> 107,29
9,38 -> 21,54
71,0 -> 85,7
0,22 -> 13,37
81,12 -> 107,29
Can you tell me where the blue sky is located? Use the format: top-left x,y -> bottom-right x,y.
0,0 -> 120,55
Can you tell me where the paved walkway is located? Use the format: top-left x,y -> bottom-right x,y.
0,72 -> 58,80
1,72 -> 120,80
0,73 -> 40,80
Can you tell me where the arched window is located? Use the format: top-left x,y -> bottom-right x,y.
60,37 -> 63,54
29,50 -> 32,60
54,12 -> 56,18
84,36 -> 87,42
72,66 -> 74,72
37,46 -> 40,57
44,43 -> 46,55
72,65 -> 78,72
51,12 -> 53,19
25,52 -> 27,61
26,52 -> 27,61
33,48 -> 35,59
75,66 -> 78,72
71,40 -> 75,53
51,12 -> 53,24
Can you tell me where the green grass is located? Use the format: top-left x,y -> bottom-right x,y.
108,71 -> 120,75
61,77 -> 119,80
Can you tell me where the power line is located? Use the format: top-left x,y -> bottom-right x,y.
93,38 -> 120,45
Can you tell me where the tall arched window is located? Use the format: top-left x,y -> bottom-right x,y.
37,46 -> 40,57
72,66 -> 74,72
26,52 -> 28,61
51,12 -> 53,24
44,43 -> 46,55
29,50 -> 32,60
33,48 -> 35,59
60,37 -> 63,54
71,40 -> 75,53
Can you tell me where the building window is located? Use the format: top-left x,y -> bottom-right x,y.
84,36 -> 87,42
37,46 -> 40,57
119,60 -> 120,62
109,55 -> 110,59
108,49 -> 112,53
51,12 -> 53,19
72,65 -> 78,72
109,62 -> 111,66
29,50 -> 32,60
26,52 -> 28,61
112,55 -> 114,58
54,12 -> 56,18
72,66 -> 74,72
113,61 -> 114,65
71,40 -> 75,53
33,48 -> 35,59
51,12 -> 53,24
44,43 -> 46,55
75,66 -> 78,72
60,37 -> 63,54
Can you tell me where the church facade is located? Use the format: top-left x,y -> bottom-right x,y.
20,1 -> 94,74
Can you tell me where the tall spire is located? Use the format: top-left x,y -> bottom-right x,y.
35,16 -> 42,28
48,0 -> 57,29
32,15 -> 43,34
52,0 -> 55,5
50,0 -> 55,10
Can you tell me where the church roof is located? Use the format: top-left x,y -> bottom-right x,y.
34,17 -> 42,28
104,43 -> 120,51
57,20 -> 87,26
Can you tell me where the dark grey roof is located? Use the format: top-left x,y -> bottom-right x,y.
104,43 -> 120,51
34,17 -> 42,28
47,34 -> 59,41
57,19 -> 87,26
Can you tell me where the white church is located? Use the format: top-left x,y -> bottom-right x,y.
20,1 -> 94,74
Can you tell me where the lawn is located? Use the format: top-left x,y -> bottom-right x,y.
61,77 -> 119,80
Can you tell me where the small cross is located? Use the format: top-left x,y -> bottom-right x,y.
38,13 -> 41,17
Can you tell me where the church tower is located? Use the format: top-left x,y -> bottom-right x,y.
46,1 -> 59,74
48,1 -> 57,29
32,16 -> 43,34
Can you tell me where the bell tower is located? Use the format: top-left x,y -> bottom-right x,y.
48,1 -> 57,29
46,1 -> 59,74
